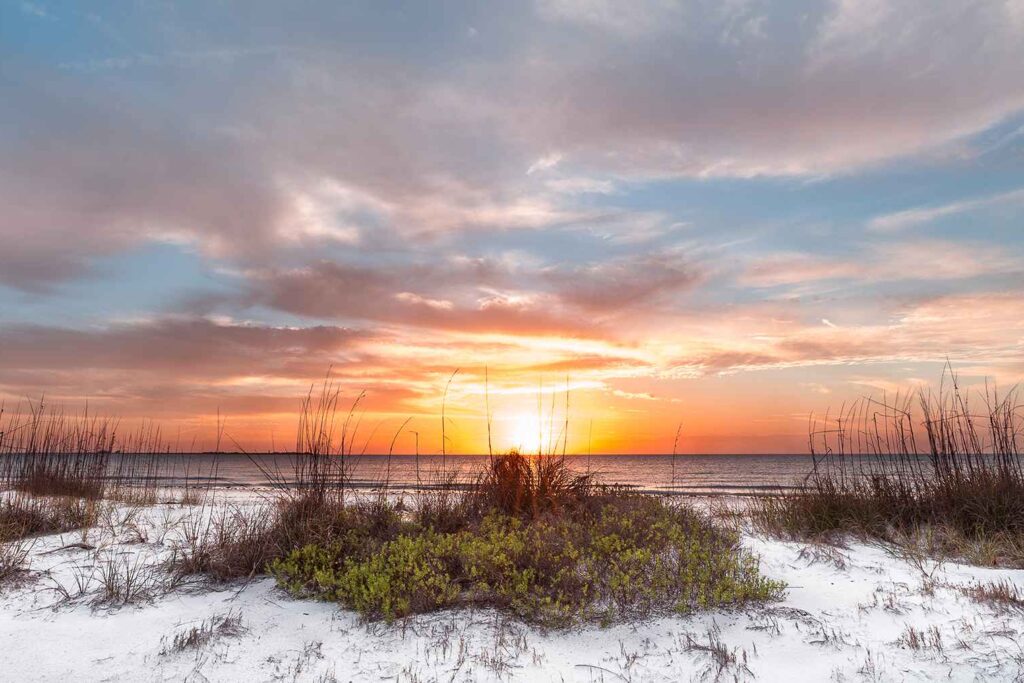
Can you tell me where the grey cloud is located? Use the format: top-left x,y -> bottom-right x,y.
233,249 -> 702,333
543,253 -> 701,311
516,0 -> 1024,177
0,317 -> 360,380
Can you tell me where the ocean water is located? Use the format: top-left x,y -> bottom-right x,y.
146,453 -> 820,496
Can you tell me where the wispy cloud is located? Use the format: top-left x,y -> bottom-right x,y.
867,188 -> 1024,232
740,239 -> 1023,288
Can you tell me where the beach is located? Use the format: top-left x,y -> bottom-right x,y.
3,494 -> 1023,682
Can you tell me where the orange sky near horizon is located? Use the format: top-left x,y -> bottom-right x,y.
6,355 -> 1005,457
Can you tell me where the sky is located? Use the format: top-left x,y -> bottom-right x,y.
1,0 -> 1023,454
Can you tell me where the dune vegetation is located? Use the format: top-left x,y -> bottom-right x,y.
2,366 -> 1021,627
752,370 -> 1024,567
0,386 -> 783,627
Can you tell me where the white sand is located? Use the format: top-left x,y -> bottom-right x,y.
2,499 -> 1023,682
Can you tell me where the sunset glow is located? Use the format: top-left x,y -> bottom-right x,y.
2,2 -> 1023,454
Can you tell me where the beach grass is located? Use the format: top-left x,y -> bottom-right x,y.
751,369 -> 1024,566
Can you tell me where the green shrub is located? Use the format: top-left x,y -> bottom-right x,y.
171,492 -> 414,582
271,497 -> 784,626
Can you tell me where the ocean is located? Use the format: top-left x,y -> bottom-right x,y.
147,453 -> 820,496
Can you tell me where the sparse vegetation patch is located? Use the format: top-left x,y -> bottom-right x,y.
752,371 -> 1024,567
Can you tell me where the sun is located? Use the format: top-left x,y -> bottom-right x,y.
504,413 -> 552,454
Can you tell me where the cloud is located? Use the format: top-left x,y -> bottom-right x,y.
230,249 -> 702,336
739,253 -> 863,287
740,239 -> 1023,288
18,2 -> 47,18
5,0 -> 1024,292
0,315 -> 374,428
517,0 -> 1024,178
871,240 -> 1022,281
394,292 -> 455,311
0,62 -> 286,290
611,389 -> 659,401
668,291 -> 1024,377
542,252 -> 701,311
535,0 -> 685,37
543,177 -> 616,195
526,152 -> 563,175
0,317 -> 361,381
236,260 -> 591,336
867,188 -> 1024,232
0,308 -> 668,433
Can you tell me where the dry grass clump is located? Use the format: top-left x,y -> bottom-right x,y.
683,623 -> 754,680
172,502 -> 276,582
754,468 -> 1024,548
752,370 -> 1024,566
45,547 -> 186,607
160,611 -> 246,654
0,401 -> 170,503
958,579 -> 1024,613
1,402 -> 113,499
170,490 -> 404,583
897,624 -> 943,652
171,381 -> 403,582
468,450 -> 595,519
411,478 -> 475,533
0,536 -> 32,584
14,456 -> 106,500
94,552 -> 164,606
0,491 -> 97,543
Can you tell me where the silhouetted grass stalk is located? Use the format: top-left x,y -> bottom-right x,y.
0,400 -> 173,502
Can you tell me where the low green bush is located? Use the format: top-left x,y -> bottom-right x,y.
271,497 -> 784,626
